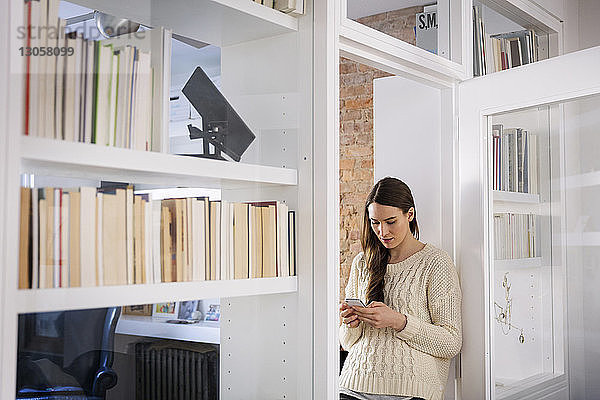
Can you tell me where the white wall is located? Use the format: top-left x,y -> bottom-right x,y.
533,0 -> 564,20
373,76 -> 442,248
579,0 -> 600,50
373,74 -> 457,400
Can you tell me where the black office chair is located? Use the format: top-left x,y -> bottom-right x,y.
16,307 -> 121,400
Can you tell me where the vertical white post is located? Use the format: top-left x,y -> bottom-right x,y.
1,0 -> 25,397
0,0 -> 8,386
313,0 -> 340,398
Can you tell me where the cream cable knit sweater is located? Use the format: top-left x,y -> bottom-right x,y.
339,244 -> 462,400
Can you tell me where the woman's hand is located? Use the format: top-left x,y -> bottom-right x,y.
352,301 -> 407,331
340,302 -> 360,328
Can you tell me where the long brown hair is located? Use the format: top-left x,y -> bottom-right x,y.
361,177 -> 419,303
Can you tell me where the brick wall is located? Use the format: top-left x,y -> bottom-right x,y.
339,7 -> 422,300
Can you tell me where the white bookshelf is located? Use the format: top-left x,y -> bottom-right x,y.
116,315 -> 220,344
459,46 -> 600,400
16,277 -> 297,314
473,0 -> 563,77
1,0 -> 318,398
20,136 -> 298,189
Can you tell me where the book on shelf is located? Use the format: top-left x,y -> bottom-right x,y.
491,124 -> 538,194
494,213 -> 538,260
250,204 -> 263,279
22,0 -> 160,151
53,189 -> 60,288
288,210 -> 296,276
209,200 -> 221,281
233,202 -> 250,280
17,186 -> 297,289
18,188 -> 31,289
69,190 -> 81,287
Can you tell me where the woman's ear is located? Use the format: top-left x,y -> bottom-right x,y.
407,207 -> 415,222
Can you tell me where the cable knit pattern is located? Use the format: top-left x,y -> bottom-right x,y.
339,244 -> 462,400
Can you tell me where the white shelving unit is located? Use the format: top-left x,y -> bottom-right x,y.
116,315 -> 220,344
459,42 -> 600,400
0,0 -> 323,398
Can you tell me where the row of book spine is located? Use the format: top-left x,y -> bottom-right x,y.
23,0 -> 153,150
493,213 -> 538,260
491,124 -> 539,194
18,187 -> 297,289
473,5 -> 539,76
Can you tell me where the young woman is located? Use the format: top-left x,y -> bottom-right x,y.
339,177 -> 462,400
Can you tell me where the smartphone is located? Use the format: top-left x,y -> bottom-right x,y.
345,298 -> 367,308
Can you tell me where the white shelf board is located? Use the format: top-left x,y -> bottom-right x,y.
566,170 -> 600,189
494,257 -> 543,269
72,0 -> 298,47
20,136 -> 297,189
16,276 -> 297,313
116,315 -> 220,344
493,190 -> 540,204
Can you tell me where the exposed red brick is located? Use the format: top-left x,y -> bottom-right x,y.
340,109 -> 362,121
339,158 -> 355,170
361,159 -> 374,169
339,6 -> 419,302
340,61 -> 357,74
344,97 -> 374,110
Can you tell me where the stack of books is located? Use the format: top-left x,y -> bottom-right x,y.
473,5 -> 539,76
23,0 -> 154,150
491,124 -> 538,194
493,213 -> 538,260
18,186 -> 297,289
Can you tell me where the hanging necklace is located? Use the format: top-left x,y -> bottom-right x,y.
494,272 -> 526,344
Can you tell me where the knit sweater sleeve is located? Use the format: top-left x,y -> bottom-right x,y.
395,253 -> 462,359
339,254 -> 365,351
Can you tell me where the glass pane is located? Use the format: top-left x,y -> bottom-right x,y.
564,94 -> 600,399
489,93 -> 600,398
346,0 -> 451,60
16,302 -> 220,399
489,106 -> 562,397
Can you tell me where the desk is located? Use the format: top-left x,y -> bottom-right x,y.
116,315 -> 220,344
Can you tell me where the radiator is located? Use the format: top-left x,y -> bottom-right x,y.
135,342 -> 219,400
